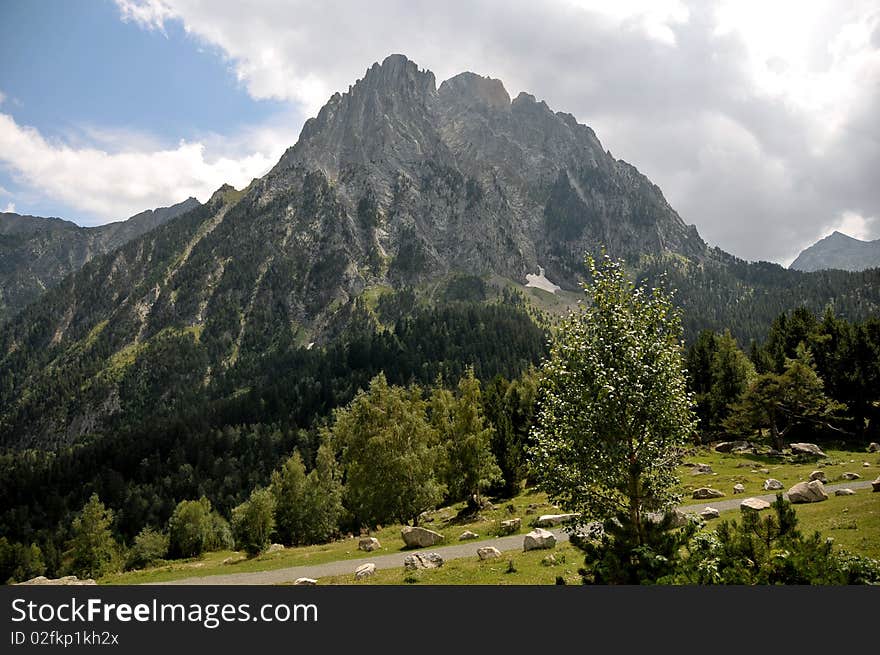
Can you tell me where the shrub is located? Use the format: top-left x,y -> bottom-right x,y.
126,528 -> 169,570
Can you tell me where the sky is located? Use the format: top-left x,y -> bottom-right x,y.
0,1 -> 878,265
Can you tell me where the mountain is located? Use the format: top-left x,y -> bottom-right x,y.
0,197 -> 201,323
2,54 -> 880,451
789,231 -> 880,272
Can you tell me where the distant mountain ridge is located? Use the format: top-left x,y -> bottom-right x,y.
2,54 -> 880,450
789,231 -> 880,272
0,197 -> 201,322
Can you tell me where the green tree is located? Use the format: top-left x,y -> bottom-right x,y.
331,372 -> 444,528
725,346 -> 844,450
0,538 -> 46,583
65,494 -> 119,579
431,367 -> 501,507
271,451 -> 309,545
484,371 -> 538,497
167,497 -> 214,558
300,441 -> 344,543
530,254 -> 696,545
125,527 -> 169,570
707,330 -> 755,429
687,330 -> 754,437
231,487 -> 276,556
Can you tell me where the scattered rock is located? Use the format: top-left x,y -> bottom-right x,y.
458,530 -> 479,541
763,479 -> 784,491
692,463 -> 714,474
266,543 -> 285,553
809,470 -> 828,483
873,477 -> 880,493
354,563 -> 376,580
498,518 -> 521,535
733,483 -> 745,494
715,441 -> 752,453
477,546 -> 502,560
841,472 -> 861,480
664,509 -> 690,528
294,577 -> 317,586
18,576 -> 96,585
700,507 -> 720,519
401,526 -> 444,548
758,468 -> 770,474
692,487 -> 725,500
358,537 -> 381,552
790,443 -> 827,458
404,552 -> 444,571
864,462 -> 871,467
740,498 -> 771,512
835,489 -> 856,496
222,556 -> 244,565
787,480 -> 828,503
523,528 -> 557,551
531,513 -> 578,528
867,442 -> 880,453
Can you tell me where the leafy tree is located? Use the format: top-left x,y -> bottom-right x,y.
271,442 -> 344,545
65,494 -> 119,579
300,441 -> 344,543
271,451 -> 309,545
725,346 -> 844,449
0,538 -> 46,583
484,371 -> 537,497
530,254 -> 696,545
331,372 -> 444,528
431,367 -> 501,507
125,527 -> 169,570
167,497 -> 214,559
231,487 -> 276,556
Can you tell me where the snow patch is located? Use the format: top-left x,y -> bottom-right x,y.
525,266 -> 561,294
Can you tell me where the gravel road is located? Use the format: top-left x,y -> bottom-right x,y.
155,479 -> 874,585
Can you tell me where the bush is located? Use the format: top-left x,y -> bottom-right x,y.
125,528 -> 169,570
670,495 -> 873,585
232,488 -> 276,556
168,497 -> 230,558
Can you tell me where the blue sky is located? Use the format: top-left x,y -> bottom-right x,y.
0,0 -> 877,263
0,0 -> 297,223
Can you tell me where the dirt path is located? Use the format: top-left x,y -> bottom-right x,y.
155,479 -> 874,585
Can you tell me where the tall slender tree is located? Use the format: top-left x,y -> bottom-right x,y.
530,254 -> 696,545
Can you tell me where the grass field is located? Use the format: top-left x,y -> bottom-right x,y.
101,445 -> 879,585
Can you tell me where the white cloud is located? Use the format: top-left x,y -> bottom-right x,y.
0,112 -> 291,223
823,211 -> 877,242
3,202 -> 15,213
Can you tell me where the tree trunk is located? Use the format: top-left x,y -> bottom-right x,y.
628,471 -> 643,546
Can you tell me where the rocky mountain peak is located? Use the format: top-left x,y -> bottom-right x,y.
438,72 -> 510,111
361,53 -> 437,96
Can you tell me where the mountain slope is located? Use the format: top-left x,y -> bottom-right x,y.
0,197 -> 200,323
1,54 -> 880,450
790,231 -> 880,272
